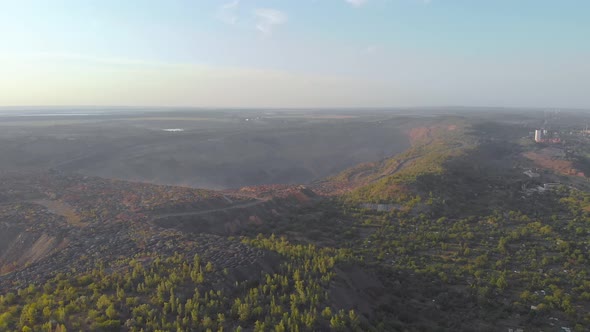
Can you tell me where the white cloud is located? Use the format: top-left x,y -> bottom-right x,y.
345,0 -> 368,7
254,8 -> 287,35
217,0 -> 240,25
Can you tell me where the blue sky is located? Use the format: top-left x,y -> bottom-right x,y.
1,0 -> 589,108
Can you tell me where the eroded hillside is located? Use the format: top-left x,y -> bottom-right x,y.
2,115 -> 590,331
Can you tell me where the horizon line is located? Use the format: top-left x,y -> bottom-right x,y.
0,105 -> 585,112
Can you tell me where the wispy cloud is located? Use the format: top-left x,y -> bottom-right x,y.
217,0 -> 240,25
363,45 -> 378,55
2,52 -> 173,68
345,0 -> 368,7
254,8 -> 287,35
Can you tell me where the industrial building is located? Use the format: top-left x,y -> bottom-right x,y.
535,130 -> 543,142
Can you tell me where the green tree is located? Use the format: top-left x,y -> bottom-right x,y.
96,294 -> 111,309
496,274 -> 508,290
106,304 -> 117,319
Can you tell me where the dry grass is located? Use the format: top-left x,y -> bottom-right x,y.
523,151 -> 585,177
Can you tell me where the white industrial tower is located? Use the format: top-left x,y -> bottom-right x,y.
535,130 -> 543,142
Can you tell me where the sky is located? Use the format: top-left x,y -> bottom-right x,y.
0,0 -> 589,108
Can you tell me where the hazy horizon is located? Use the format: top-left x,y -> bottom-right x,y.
0,106 -> 588,113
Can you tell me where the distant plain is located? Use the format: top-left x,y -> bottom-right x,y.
0,109 -> 415,189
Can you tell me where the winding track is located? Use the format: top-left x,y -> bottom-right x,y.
151,198 -> 267,220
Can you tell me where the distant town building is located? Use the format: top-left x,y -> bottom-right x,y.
534,129 -> 561,143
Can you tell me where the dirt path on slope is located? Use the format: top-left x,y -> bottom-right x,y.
151,199 -> 267,220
